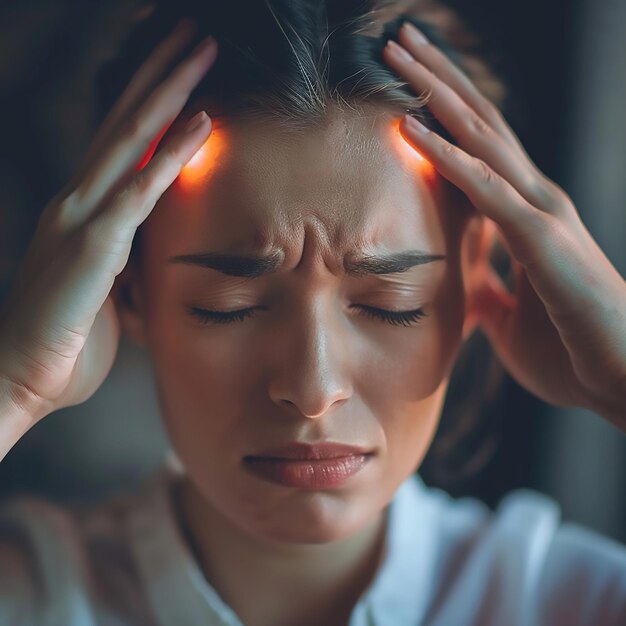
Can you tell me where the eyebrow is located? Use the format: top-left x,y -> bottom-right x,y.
168,249 -> 446,278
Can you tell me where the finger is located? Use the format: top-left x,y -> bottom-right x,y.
77,17 -> 199,182
399,114 -> 548,268
11,112 -> 211,316
470,262 -> 517,345
383,40 -> 550,209
61,35 -> 218,232
397,21 -> 529,160
91,110 -> 212,236
468,262 -> 559,399
469,263 -> 527,379
5,112 -> 212,389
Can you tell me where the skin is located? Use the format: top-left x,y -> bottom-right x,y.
387,23 -> 626,425
113,105 -> 489,626
1,14 -> 623,626
109,22 -> 626,625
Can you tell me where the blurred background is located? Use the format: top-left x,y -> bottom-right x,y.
1,0 -> 625,544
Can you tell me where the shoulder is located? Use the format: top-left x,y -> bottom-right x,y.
415,481 -> 626,625
536,520 -> 626,625
0,514 -> 42,625
0,485 -> 147,626
0,494 -> 76,624
489,487 -> 626,622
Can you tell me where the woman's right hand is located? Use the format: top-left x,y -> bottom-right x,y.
0,18 -> 217,428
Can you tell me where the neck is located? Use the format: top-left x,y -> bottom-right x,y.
171,475 -> 390,626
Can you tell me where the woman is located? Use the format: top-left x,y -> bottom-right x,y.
0,0 -> 625,624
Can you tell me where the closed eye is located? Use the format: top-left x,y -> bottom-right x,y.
356,305 -> 427,327
187,305 -> 427,328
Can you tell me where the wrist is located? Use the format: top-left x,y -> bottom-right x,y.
0,375 -> 39,462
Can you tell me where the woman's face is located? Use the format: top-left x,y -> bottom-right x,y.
117,106 -> 485,544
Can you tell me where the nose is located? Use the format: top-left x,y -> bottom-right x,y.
267,297 -> 352,419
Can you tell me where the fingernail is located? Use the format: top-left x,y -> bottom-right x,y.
405,115 -> 430,134
386,39 -> 414,63
402,22 -> 428,46
193,35 -> 216,56
185,111 -> 208,132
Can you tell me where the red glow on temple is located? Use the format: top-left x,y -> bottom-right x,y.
134,117 -> 434,193
177,129 -> 225,189
391,117 -> 436,184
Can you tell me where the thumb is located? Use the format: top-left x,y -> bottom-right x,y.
468,265 -> 518,353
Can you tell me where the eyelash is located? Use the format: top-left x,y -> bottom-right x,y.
187,305 -> 427,328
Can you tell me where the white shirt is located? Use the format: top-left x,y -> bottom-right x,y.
1,461 -> 625,626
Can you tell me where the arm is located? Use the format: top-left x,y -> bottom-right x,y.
0,18 -> 217,464
536,522 -> 626,626
0,375 -> 37,463
384,22 -> 626,433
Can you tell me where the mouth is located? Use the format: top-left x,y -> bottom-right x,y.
244,441 -> 375,461
242,453 -> 374,489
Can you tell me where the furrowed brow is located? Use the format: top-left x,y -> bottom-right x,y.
168,251 -> 283,278
345,251 -> 446,276
167,249 -> 446,278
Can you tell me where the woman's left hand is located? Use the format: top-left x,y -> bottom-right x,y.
383,22 -> 626,427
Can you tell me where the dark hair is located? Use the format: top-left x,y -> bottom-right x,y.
95,0 -> 511,490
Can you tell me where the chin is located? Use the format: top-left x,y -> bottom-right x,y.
245,521 -> 365,546
233,491 -> 380,546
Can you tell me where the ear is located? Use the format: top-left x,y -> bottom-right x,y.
460,215 -> 495,341
110,257 -> 148,347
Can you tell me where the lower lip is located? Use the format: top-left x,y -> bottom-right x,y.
243,454 -> 373,489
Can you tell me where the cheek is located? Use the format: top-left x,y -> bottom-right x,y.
379,380 -> 447,484
152,336 -> 238,413
142,294 -> 251,472
142,262 -> 250,407
361,325 -> 457,475
359,277 -> 464,473
144,259 -> 464,451
360,275 -> 465,408
146,270 -> 465,432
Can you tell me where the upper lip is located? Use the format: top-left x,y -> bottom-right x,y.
245,442 -> 374,460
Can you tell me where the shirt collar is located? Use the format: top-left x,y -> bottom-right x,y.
353,472 -> 442,626
127,463 -> 439,626
126,464 -> 244,626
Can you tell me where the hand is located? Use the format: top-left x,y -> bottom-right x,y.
383,22 -> 626,426
0,18 -> 217,425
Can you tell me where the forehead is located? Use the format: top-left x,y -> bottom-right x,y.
145,107 -> 448,261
